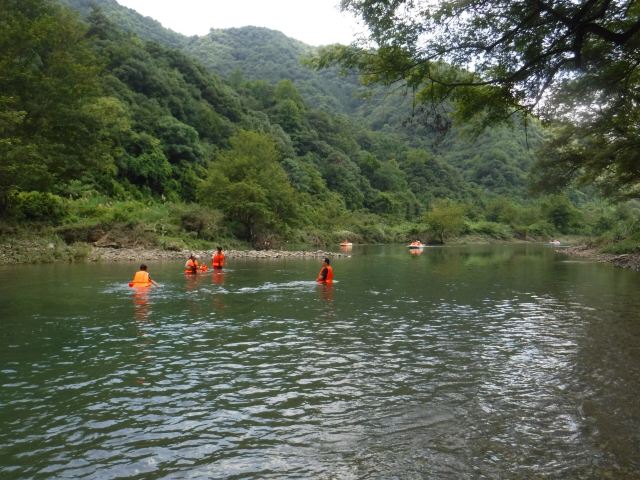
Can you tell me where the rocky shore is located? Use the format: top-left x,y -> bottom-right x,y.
557,245 -> 640,271
87,246 -> 347,263
0,235 -> 349,265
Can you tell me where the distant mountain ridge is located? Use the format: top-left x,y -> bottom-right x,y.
60,0 -> 542,197
59,0 -> 187,48
61,0 -> 365,114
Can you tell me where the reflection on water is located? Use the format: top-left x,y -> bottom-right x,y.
132,288 -> 151,322
212,270 -> 225,285
0,245 -> 639,479
318,282 -> 334,303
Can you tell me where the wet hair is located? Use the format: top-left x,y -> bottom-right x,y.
217,246 -> 222,252
324,257 -> 331,265
140,264 -> 148,271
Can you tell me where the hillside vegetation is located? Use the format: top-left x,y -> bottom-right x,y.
1,0 -> 638,262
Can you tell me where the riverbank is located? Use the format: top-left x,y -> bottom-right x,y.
2,236 -> 639,271
0,237 -> 346,265
87,246 -> 346,263
558,245 -> 640,271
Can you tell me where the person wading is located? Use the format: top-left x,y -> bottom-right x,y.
316,257 -> 334,284
212,247 -> 225,269
185,253 -> 199,275
129,264 -> 159,287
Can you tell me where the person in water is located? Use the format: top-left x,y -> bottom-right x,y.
212,246 -> 225,269
185,253 -> 199,274
130,264 -> 158,287
316,257 -> 334,284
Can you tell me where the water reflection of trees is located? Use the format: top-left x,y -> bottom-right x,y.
427,247 -> 521,278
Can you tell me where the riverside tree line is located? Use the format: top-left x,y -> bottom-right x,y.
1,0 -> 639,258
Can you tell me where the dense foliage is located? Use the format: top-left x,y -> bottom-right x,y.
316,0 -> 640,198
2,0 -> 639,258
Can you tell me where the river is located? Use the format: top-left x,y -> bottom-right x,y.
1,244 -> 639,479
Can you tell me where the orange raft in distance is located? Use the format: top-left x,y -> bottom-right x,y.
407,240 -> 425,249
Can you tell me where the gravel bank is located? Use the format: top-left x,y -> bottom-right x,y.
558,245 -> 640,271
87,246 -> 347,263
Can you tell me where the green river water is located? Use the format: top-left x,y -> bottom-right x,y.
1,244 -> 639,479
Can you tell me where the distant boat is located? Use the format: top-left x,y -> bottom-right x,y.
340,241 -> 353,247
407,241 -> 425,249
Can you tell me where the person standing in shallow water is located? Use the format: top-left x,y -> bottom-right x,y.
212,246 -> 225,269
316,257 -> 334,284
185,253 -> 198,274
129,264 -> 159,287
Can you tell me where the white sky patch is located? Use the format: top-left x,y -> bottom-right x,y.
115,0 -> 363,46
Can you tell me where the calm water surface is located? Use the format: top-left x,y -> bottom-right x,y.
1,245 -> 639,479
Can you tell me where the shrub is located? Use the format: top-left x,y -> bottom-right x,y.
601,233 -> 640,254
465,221 -> 513,239
525,221 -> 556,238
12,191 -> 66,222
173,204 -> 225,240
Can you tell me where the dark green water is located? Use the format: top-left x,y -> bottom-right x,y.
1,245 -> 639,479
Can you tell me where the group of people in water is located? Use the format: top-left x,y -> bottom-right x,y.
184,247 -> 225,274
129,247 -> 333,288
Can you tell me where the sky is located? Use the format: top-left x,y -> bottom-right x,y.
116,0 -> 364,46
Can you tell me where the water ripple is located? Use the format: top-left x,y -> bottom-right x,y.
2,252 -> 640,479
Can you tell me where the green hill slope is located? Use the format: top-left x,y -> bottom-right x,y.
2,0 -> 588,258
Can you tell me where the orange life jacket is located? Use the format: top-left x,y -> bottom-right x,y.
212,252 -> 225,269
130,270 -> 151,287
185,259 -> 198,274
317,265 -> 334,284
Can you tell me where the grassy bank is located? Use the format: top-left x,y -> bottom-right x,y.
2,194 -> 639,266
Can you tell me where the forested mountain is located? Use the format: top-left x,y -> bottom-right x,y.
186,27 -> 365,115
59,0 -> 543,196
7,0 -> 623,255
58,0 -> 187,48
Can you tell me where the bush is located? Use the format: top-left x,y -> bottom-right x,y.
158,236 -> 187,251
12,191 -> 67,222
524,221 -> 556,238
173,204 -> 225,240
354,222 -> 390,243
465,221 -> 512,239
601,233 -> 640,254
332,229 -> 360,243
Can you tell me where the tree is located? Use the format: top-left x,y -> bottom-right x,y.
0,0 -> 116,208
314,0 -> 640,197
197,130 -> 300,243
423,200 -> 466,243
542,194 -> 583,233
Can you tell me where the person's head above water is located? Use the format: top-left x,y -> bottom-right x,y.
217,246 -> 222,252
323,257 -> 331,265
140,264 -> 148,271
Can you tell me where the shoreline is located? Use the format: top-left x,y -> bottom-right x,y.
1,238 -> 639,271
87,246 -> 347,263
0,237 -> 348,265
556,245 -> 640,271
